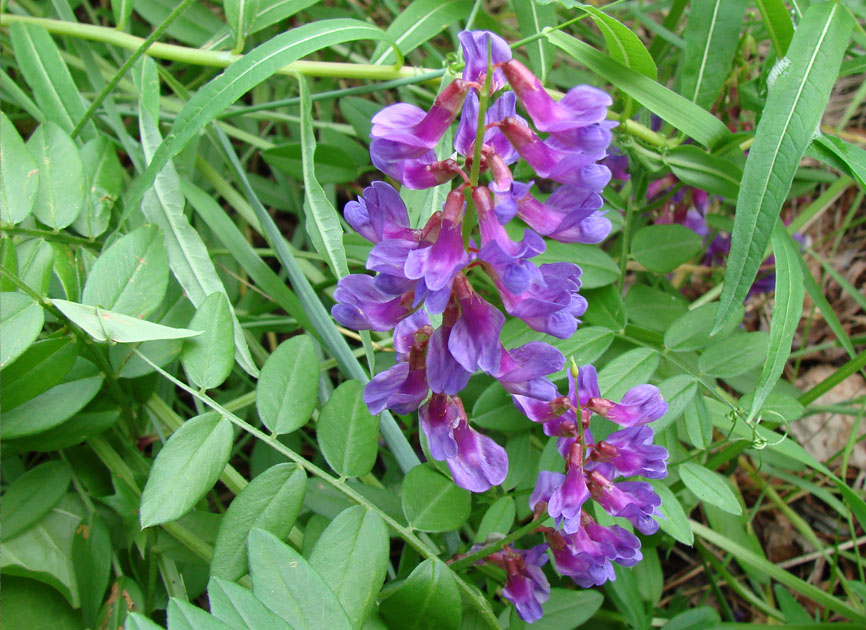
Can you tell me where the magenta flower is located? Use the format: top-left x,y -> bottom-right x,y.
511,184 -> 612,244
587,384 -> 667,427
589,425 -> 669,479
404,190 -> 470,292
589,468 -> 663,535
454,92 -> 522,164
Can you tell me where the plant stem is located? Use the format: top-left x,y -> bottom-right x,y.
132,348 -> 502,630
450,516 -> 546,572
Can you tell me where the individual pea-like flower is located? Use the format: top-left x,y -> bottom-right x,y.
344,181 -> 417,243
458,30 -> 512,91
588,466 -> 663,535
486,545 -> 550,623
419,393 -> 507,492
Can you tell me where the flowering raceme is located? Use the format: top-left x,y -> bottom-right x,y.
331,29 -> 669,623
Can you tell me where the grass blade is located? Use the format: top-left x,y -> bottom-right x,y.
514,0 -> 555,82
712,2 -> 853,333
547,31 -> 730,148
371,0 -> 473,66
755,0 -> 795,56
298,76 -> 348,279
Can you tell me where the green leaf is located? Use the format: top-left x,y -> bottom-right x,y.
472,381 -> 532,432
0,577 -> 83,630
261,142 -> 362,185
123,19 -> 401,216
0,460 -> 71,541
207,577 -> 291,630
682,394 -> 712,449
514,0 -> 555,82
2,359 -> 103,439
248,528 -> 352,630
402,464 -> 471,532
747,227 -> 804,422
0,292 -> 44,369
112,0 -> 135,30
379,558 -> 461,630
132,0 -> 226,47
298,76 -> 348,279
181,293 -> 235,390
168,598 -> 232,630
206,0 -> 326,50
140,412 -> 233,527
82,225 -> 169,319
650,481 -> 693,545
475,497 -> 516,544
547,31 -> 730,147
26,122 -> 86,229
16,238 -> 54,295
597,347 -> 659,400
501,433 -> 533,491
509,588 -> 603,630
138,112 -> 258,376
317,380 -> 379,477
755,0 -> 795,56
9,22 -> 94,138
72,136 -> 122,239
679,462 -> 742,515
605,565 -> 648,630
225,0 -> 261,51
664,302 -> 744,352
0,337 -> 75,412
72,513 -> 111,627
665,145 -> 742,200
0,113 -> 39,224
714,3 -> 854,332
256,335 -> 319,435
811,134 -> 866,191
698,331 -> 770,378
536,242 -> 619,289
309,506 -> 389,628
624,284 -> 688,332
680,0 -> 748,109
0,494 -> 84,608
555,326 -> 614,365
372,0 -> 473,65
52,299 -> 201,343
581,6 -> 657,79
631,224 -> 703,273
581,284 -> 626,331
653,374 -> 698,432
211,463 -> 306,582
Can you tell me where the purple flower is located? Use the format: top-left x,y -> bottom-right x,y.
371,80 -> 470,159
501,59 -> 612,132
547,441 -> 590,533
511,184 -> 611,244
363,312 -> 433,415
458,30 -> 512,91
589,470 -> 663,535
498,117 -> 612,189
419,394 -> 507,492
454,92 -> 522,164
344,181 -> 416,243
499,546 -> 550,624
587,384 -> 667,427
331,274 -> 412,331
425,305 -> 473,395
602,146 -> 630,181
546,526 -> 615,588
585,520 -> 642,567
590,425 -> 668,479
492,261 -> 588,339
493,342 -> 564,400
404,190 -> 470,292
448,275 -> 506,374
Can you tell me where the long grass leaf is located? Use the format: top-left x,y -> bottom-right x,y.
755,0 -> 795,56
713,3 -> 853,333
371,0 -> 473,66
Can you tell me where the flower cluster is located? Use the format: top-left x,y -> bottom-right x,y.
332,30 -> 614,492
478,363 -> 668,621
331,29 -> 669,623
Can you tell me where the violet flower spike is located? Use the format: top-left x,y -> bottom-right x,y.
403,190 -> 470,292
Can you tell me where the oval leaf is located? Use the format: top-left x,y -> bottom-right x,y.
211,463 -> 306,582
379,558 -> 461,630
679,462 -> 742,515
698,331 -> 770,378
207,577 -> 291,630
309,506 -> 389,628
26,122 -> 85,229
256,335 -> 319,435
317,380 -> 379,477
182,292 -> 236,390
402,464 -> 470,532
140,412 -> 233,527
1,460 -> 71,541
82,225 -> 169,319
0,112 -> 39,224
52,299 -> 201,343
248,528 -> 352,630
631,224 -> 703,273
0,292 -> 44,368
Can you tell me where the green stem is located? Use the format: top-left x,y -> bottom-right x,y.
132,347 -> 501,630
71,0 -> 198,137
469,45 -> 493,187
0,15 -> 436,82
450,516 -> 545,572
